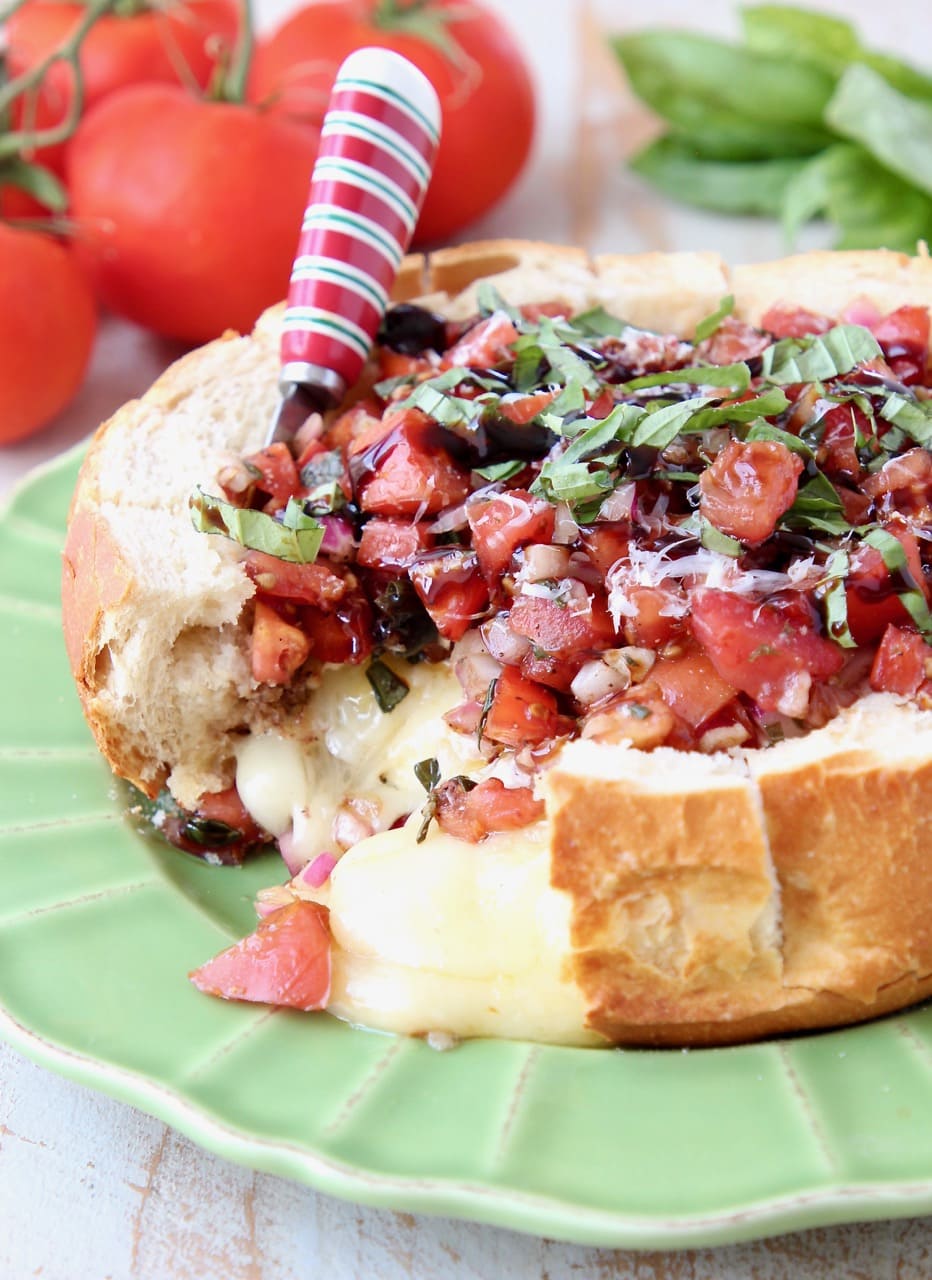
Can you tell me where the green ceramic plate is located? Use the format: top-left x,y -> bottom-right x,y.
2,446 -> 932,1249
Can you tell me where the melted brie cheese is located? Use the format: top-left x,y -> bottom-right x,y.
236,659 -> 483,861
301,815 -> 597,1045
234,659 -> 595,1044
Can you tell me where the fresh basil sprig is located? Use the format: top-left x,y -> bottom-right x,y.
189,489 -> 324,564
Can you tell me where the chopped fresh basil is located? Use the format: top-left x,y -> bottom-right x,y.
476,282 -> 523,326
477,676 -> 499,746
862,529 -> 932,635
821,548 -> 858,648
878,392 -> 932,446
781,472 -> 851,535
745,420 -> 816,458
373,372 -> 417,398
694,295 -> 736,342
571,305 -> 629,338
761,324 -> 882,384
511,318 -> 601,395
473,459 -> 526,483
366,659 -> 410,712
190,488 -> 324,564
414,757 -> 441,793
681,386 -> 791,432
630,396 -> 714,448
699,519 -> 742,556
618,361 -> 751,393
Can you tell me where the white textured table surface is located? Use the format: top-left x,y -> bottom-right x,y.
2,1 -> 932,1276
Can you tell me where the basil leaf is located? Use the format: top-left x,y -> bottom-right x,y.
826,65 -> 932,199
366,659 -> 410,713
700,519 -> 742,557
190,489 -> 324,564
681,386 -> 791,432
783,143 -> 932,254
572,305 -> 628,338
762,325 -> 881,383
630,396 -> 713,448
619,362 -> 750,393
863,529 -> 932,635
414,757 -> 441,793
741,5 -> 859,74
396,381 -> 492,429
613,32 -> 835,160
694,295 -> 736,343
781,473 -> 851,535
745,420 -> 815,459
476,282 -> 523,326
822,548 -> 858,648
878,393 -> 932,446
535,464 -> 615,507
473,459 -> 525,483
630,136 -> 808,215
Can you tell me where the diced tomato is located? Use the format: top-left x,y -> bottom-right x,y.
818,403 -> 871,482
193,787 -> 262,839
434,777 -> 545,843
699,439 -> 804,544
294,436 -> 326,472
869,623 -> 930,695
587,387 -> 616,420
302,595 -> 374,664
650,643 -> 739,728
326,398 -> 383,451
760,304 -> 834,339
356,518 -> 434,569
694,316 -> 771,364
251,600 -> 311,685
377,348 -> 432,381
508,582 -> 616,658
351,409 -> 471,517
497,389 -> 557,424
520,300 -> 568,322
520,648 -> 584,693
690,589 -> 844,717
245,552 -> 347,607
466,489 -> 555,582
190,900 -> 331,1011
442,311 -> 519,368
863,448 -> 932,521
579,523 -> 630,575
873,306 -> 930,365
243,443 -> 301,510
619,584 -> 684,648
845,527 -> 929,644
483,666 -> 564,748
408,548 -> 490,640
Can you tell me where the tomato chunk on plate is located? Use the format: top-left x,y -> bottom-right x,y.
190,900 -> 331,1011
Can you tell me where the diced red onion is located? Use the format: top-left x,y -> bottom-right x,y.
552,501 -> 579,545
598,482 -> 635,522
255,884 -> 295,918
277,827 -> 306,877
302,852 -> 337,888
570,658 -> 632,706
453,629 -> 502,699
319,514 -> 355,561
480,614 -> 532,665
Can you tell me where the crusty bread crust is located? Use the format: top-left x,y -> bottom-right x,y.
62,240 -> 932,1044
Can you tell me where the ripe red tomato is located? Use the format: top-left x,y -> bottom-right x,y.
68,84 -> 320,342
249,0 -> 535,243
6,1 -> 239,135
0,224 -> 96,443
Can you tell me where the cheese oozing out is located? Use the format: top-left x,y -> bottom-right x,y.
234,659 -> 596,1044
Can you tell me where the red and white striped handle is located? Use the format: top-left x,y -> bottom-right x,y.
280,47 -> 441,401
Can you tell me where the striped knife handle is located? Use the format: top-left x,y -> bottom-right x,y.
280,47 -> 441,403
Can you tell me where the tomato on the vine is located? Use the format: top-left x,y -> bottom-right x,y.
6,0 -> 239,140
68,84 -> 320,343
249,0 -> 535,243
0,224 -> 96,443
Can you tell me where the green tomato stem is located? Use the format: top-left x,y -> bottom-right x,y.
219,0 -> 254,104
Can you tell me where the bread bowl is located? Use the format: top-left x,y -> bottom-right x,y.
61,240 -> 932,1046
